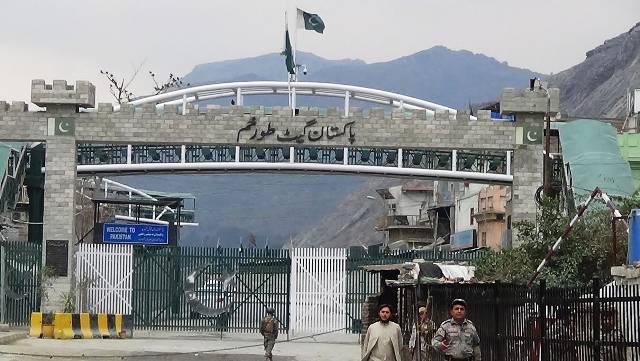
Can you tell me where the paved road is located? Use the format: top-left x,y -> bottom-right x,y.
0,333 -> 360,361
0,354 -> 295,361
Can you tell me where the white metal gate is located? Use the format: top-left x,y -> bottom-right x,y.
290,248 -> 347,336
75,244 -> 133,314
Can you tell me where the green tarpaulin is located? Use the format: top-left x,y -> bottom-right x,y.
557,119 -> 635,198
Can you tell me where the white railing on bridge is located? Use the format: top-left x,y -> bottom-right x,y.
117,81 -> 466,118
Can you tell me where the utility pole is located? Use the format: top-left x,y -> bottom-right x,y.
543,84 -> 552,197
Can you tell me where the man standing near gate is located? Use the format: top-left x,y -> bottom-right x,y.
361,304 -> 404,361
432,299 -> 481,361
260,307 -> 279,361
410,306 -> 437,360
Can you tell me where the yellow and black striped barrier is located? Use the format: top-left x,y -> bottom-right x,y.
30,312 -> 133,339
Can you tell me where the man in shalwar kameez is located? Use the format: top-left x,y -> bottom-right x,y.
361,304 -> 404,361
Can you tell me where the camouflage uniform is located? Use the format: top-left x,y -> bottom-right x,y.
432,318 -> 481,361
260,310 -> 279,361
410,319 -> 437,360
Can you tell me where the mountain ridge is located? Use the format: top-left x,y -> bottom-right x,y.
182,45 -> 543,109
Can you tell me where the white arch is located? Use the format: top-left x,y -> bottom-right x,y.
118,81 -> 468,118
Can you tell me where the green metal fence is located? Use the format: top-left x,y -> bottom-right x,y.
129,245 -> 483,334
344,247 -> 485,333
132,246 -> 290,332
0,241 -> 42,325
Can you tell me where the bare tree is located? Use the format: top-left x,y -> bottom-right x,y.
99,65 -> 190,104
149,72 -> 190,95
99,69 -> 139,104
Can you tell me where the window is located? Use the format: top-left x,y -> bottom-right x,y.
488,196 -> 494,209
470,208 -> 474,225
481,232 -> 487,247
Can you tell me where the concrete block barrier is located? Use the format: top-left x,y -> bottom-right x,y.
30,312 -> 133,339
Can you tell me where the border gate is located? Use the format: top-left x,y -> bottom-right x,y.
75,243 -> 133,314
290,248 -> 347,336
74,245 -> 484,334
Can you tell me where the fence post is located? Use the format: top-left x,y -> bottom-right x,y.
592,277 -> 601,361
286,249 -> 291,341
0,243 -> 6,324
494,281 -> 503,361
539,279 -> 548,361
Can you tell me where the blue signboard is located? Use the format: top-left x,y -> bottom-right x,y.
450,229 -> 476,251
103,223 -> 168,245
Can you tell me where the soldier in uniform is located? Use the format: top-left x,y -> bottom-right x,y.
431,299 -> 481,361
600,305 -> 626,361
260,307 -> 279,361
409,306 -> 437,360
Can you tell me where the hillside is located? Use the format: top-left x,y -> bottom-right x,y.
548,22 -> 640,118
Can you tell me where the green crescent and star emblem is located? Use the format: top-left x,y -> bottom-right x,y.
523,126 -> 542,145
53,118 -> 75,136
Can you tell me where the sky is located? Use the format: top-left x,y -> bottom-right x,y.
0,0 -> 638,104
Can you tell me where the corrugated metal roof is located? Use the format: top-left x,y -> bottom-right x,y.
361,261 -> 475,283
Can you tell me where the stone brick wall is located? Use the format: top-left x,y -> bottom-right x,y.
1,105 -> 515,149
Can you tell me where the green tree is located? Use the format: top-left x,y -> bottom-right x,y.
474,193 -> 640,287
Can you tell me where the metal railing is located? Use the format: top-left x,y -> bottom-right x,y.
378,215 -> 431,228
117,81 -> 466,118
74,144 -> 514,184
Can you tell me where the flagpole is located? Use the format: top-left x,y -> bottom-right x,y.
289,4 -> 297,115
285,10 -> 292,112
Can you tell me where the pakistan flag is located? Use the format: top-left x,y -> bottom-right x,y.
297,8 -> 325,34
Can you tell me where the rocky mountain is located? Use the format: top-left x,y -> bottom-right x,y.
548,22 -> 640,118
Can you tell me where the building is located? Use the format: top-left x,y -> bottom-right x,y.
454,183 -> 485,234
472,185 -> 509,250
375,181 -> 434,249
448,183 -> 485,251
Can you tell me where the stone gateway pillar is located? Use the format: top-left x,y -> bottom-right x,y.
32,79 -> 95,311
501,83 -> 559,246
